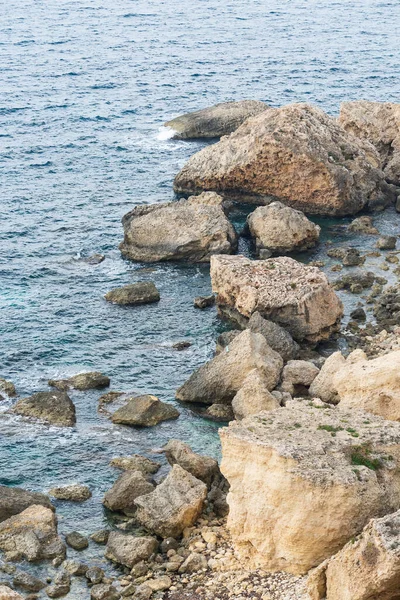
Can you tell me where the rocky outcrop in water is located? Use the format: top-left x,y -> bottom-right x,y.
0,486 -> 54,522
120,192 -> 237,263
48,484 -> 91,502
104,282 -> 160,306
163,440 -> 219,488
163,100 -> 268,139
339,100 -> 400,184
176,329 -> 283,405
11,391 -> 76,427
49,371 -> 110,391
210,255 -> 343,343
134,465 -> 207,538
220,402 -> 400,575
111,394 -> 180,426
0,378 -> 16,397
174,103 -> 390,215
109,454 -> 160,474
0,505 -> 65,562
247,202 -> 320,254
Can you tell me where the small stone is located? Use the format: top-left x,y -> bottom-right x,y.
90,530 -> 110,545
45,571 -> 70,598
85,567 -> 104,585
133,585 -> 152,600
146,576 -> 172,591
65,531 -> 89,551
194,295 -> 215,309
90,583 -> 120,600
178,552 -> 208,573
205,404 -> 234,421
348,216 -> 379,235
377,236 -> 397,250
160,538 -> 180,554
130,560 -> 148,578
350,307 -> 367,321
259,248 -> 272,259
105,282 -> 160,306
49,484 -> 91,502
62,559 -> 88,576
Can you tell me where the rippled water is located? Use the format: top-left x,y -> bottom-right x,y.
2,0 -> 400,586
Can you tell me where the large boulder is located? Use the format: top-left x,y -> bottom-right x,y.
104,282 -> 160,306
103,471 -> 155,514
308,509 -> 400,600
280,360 -> 320,396
248,312 -> 299,361
0,486 -> 54,523
134,465 -> 207,538
220,402 -> 400,575
232,369 -> 280,420
48,371 -> 110,391
210,255 -> 343,343
11,391 -> 76,427
309,352 -> 346,404
111,395 -> 180,427
174,103 -> 389,215
247,202 -> 320,254
176,329 -> 283,405
0,505 -> 65,562
163,440 -> 219,488
163,100 -> 268,139
119,193 -> 237,263
339,100 -> 400,183
105,532 -> 158,568
334,350 -> 400,421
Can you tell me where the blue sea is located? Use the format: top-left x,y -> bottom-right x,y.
1,0 -> 400,587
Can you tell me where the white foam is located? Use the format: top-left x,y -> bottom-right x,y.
157,126 -> 176,141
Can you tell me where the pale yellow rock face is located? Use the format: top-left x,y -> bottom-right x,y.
220,403 -> 400,575
335,350 -> 400,421
210,255 -> 343,343
174,103 -> 387,215
0,586 -> 24,599
231,369 -> 280,419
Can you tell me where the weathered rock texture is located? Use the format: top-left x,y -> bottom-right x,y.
109,454 -> 160,474
134,465 -> 207,538
309,351 -> 346,405
120,193 -> 237,263
163,440 -> 219,488
211,255 -> 343,343
280,360 -> 320,395
176,329 -> 283,405
232,369 -> 280,420
339,100 -> 400,183
220,403 -> 400,575
105,532 -> 158,568
0,486 -> 54,523
12,391 -> 76,427
335,350 -> 400,420
0,378 -> 16,397
104,282 -> 160,306
111,395 -> 180,427
248,312 -> 299,361
308,509 -> 400,600
103,471 -> 154,514
247,202 -> 320,254
0,587 -> 24,599
48,484 -> 91,502
174,103 -> 388,215
49,371 -> 110,391
0,505 -> 65,562
164,100 -> 268,139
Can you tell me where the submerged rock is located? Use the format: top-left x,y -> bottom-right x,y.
119,192 -> 237,263
111,394 -> 180,427
103,471 -> 154,514
193,294 -> 215,309
104,282 -> 160,306
12,391 -> 76,427
231,369 -> 280,420
163,440 -> 219,488
247,201 -> 320,254
0,505 -> 65,562
176,329 -> 283,405
174,103 -> 389,215
105,532 -> 158,568
48,484 -> 91,502
134,465 -> 207,538
210,255 -> 343,343
0,486 -> 54,523
49,371 -> 110,391
220,403 -> 400,575
163,100 -> 268,139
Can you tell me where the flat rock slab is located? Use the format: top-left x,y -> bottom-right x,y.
48,484 -> 91,502
163,100 -> 268,139
111,394 -> 180,427
104,282 -> 160,306
49,371 -> 110,391
11,391 -> 76,427
210,255 -> 343,343
220,402 -> 400,575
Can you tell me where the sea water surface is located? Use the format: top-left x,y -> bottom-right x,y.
2,0 -> 400,588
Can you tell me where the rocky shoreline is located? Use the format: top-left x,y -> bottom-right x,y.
3,99 -> 400,599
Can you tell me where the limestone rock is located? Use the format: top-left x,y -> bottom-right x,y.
109,455 -> 160,474
0,505 -> 65,562
248,312 -> 299,361
45,571 -> 70,598
176,329 -> 283,405
178,552 -> 208,573
232,369 -> 280,420
62,559 -> 89,575
49,371 -> 110,391
163,100 -> 268,139
310,508 -> 400,600
0,586 -> 24,599
90,583 -> 120,600
86,566 -> 104,584
48,484 -> 91,502
220,403 -> 400,574
204,403 -> 234,421
65,531 -> 88,550
103,471 -> 154,514
163,440 -> 219,488
0,486 -> 53,523
134,465 -> 207,538
339,100 -> 400,183
247,202 -> 320,254
12,391 -> 76,427
193,294 -> 215,309
0,378 -> 16,397
90,530 -> 110,545
377,235 -> 397,250
211,255 -> 343,343
174,103 -> 388,215
111,395 -> 179,427
348,215 -> 379,235
280,360 -> 320,395
104,282 -> 160,306
105,532 -> 158,568
334,350 -> 400,420
309,352 -> 346,405
13,570 -> 45,592
119,193 -> 237,263
146,575 -> 172,591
